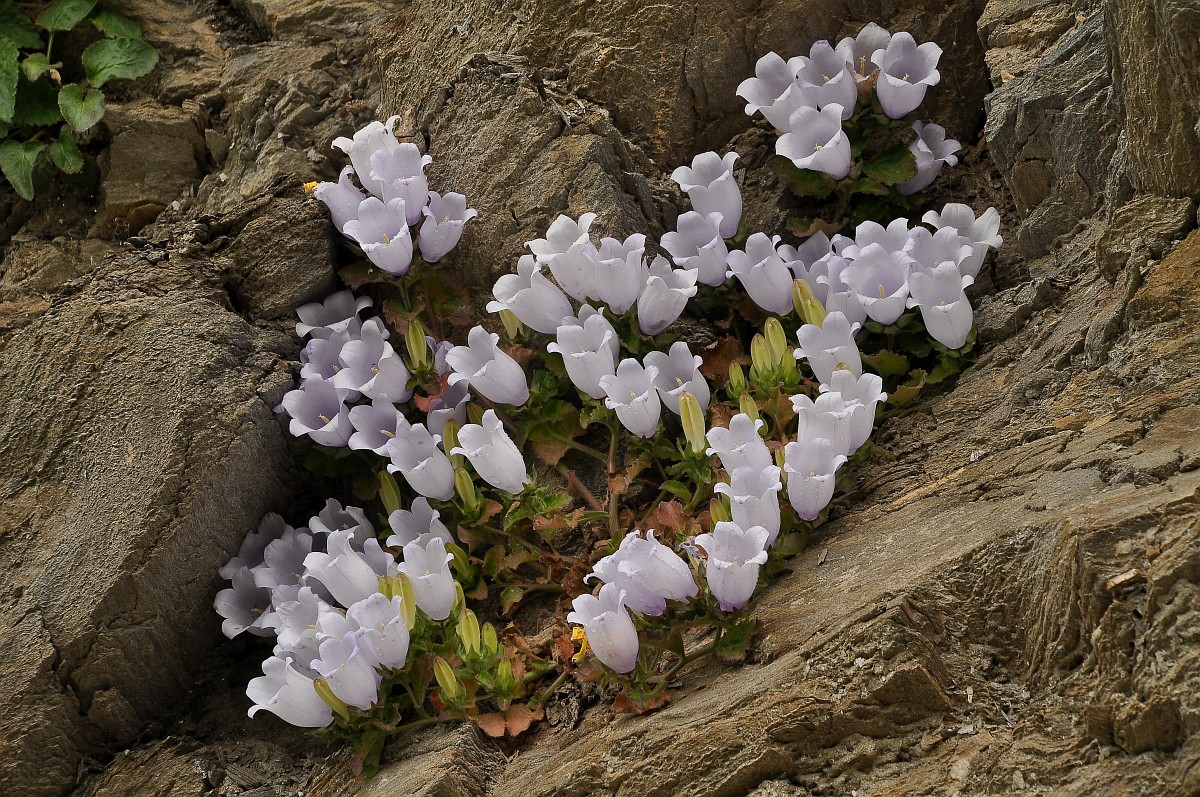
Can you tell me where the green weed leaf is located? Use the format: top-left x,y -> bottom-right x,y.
89,8 -> 140,38
57,83 -> 103,131
862,144 -> 918,186
0,138 -> 45,199
47,128 -> 82,173
0,2 -> 43,49
0,36 -> 16,123
36,0 -> 97,33
12,73 -> 61,126
82,36 -> 156,87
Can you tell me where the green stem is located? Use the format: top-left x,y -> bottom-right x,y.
545,429 -> 608,465
530,668 -> 571,707
606,423 -> 620,541
555,463 -> 603,511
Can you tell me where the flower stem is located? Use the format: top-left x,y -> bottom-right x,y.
530,668 -> 572,707
555,463 -> 604,511
544,429 -> 608,464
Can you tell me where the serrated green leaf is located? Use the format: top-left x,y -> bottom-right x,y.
768,154 -> 836,199
47,130 -> 82,173
848,177 -> 889,196
20,52 -> 56,81
90,8 -> 140,38
0,36 -> 16,123
11,73 -> 60,126
57,83 -> 102,130
36,0 -> 96,32
715,619 -> 756,661
0,2 -> 42,48
862,144 -> 918,186
81,36 -> 156,87
861,349 -> 910,378
0,139 -> 45,200
887,369 -> 927,407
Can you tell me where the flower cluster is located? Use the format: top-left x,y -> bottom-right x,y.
314,117 -> 477,274
740,23 -> 960,211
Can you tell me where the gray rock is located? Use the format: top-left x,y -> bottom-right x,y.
1096,194 -> 1196,281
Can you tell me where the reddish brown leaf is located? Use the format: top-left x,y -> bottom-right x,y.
500,344 -> 536,371
612,689 -> 672,715
653,500 -> 689,535
698,337 -> 748,386
552,633 -> 575,663
473,712 -> 508,738
479,500 -> 503,524
709,403 -> 735,431
504,703 -> 544,736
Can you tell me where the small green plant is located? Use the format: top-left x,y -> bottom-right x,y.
0,0 -> 157,200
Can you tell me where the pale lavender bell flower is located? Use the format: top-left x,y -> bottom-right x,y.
278,377 -> 353,447
777,104 -> 852,179
567,582 -> 640,673
783,437 -> 848,521
247,654 -> 333,728
794,310 -> 862,387
369,144 -> 432,225
726,233 -> 795,315
794,41 -> 857,119
714,465 -> 784,547
251,527 -> 315,591
547,306 -> 618,399
816,254 -> 869,327
836,22 -> 892,84
331,117 -> 405,198
592,234 -> 649,315
300,330 -> 353,383
418,191 -> 478,262
839,243 -> 913,325
215,566 -> 275,638
295,290 -> 372,339
309,498 -> 376,551
219,513 -> 289,580
347,593 -> 410,669
897,122 -> 960,196
779,231 -> 835,296
527,212 -> 597,264
637,256 -> 698,335
823,370 -> 887,450
600,358 -> 661,438
660,210 -> 729,286
312,633 -> 381,710
425,379 -> 470,439
385,422 -> 455,501
313,165 -> 366,232
644,341 -> 709,415
487,255 -> 575,334
671,151 -> 742,238
534,214 -> 600,303
706,413 -> 772,473
303,530 -> 386,608
695,521 -> 770,612
907,263 -> 975,349
792,392 -> 855,458
839,217 -> 913,260
386,497 -> 454,548
333,318 -> 412,402
736,51 -> 815,131
446,325 -> 530,406
348,397 -> 407,456
586,529 -> 698,616
452,409 -> 530,494
397,536 -> 457,621
906,226 -> 975,273
921,204 -> 1002,279
272,586 -> 326,650
343,196 -> 414,276
871,33 -> 942,119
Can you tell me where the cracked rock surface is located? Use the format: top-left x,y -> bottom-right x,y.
0,0 -> 1196,796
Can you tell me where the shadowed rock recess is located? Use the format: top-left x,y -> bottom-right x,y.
0,0 -> 1195,795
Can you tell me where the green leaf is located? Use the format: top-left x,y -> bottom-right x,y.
887,369 -> 927,407
81,36 -> 156,87
57,83 -> 103,131
768,155 -> 835,199
0,2 -> 43,48
89,8 -> 140,38
861,349 -> 910,378
36,0 -> 97,32
0,36 -> 16,123
500,586 -> 525,615
46,129 -> 82,173
848,177 -> 890,197
20,52 -> 56,82
0,139 -> 45,200
12,73 -> 61,126
862,144 -> 918,186
715,619 -> 756,662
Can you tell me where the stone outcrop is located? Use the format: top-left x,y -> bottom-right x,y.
0,0 -> 1196,796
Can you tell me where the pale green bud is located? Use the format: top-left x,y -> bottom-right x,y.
314,677 -> 351,722
499,309 -> 524,341
728,362 -> 746,394
467,403 -> 485,426
678,391 -> 707,455
441,419 -> 463,467
709,496 -> 732,523
433,657 -> 462,702
457,609 -> 481,656
392,573 -> 418,630
763,318 -> 788,367
749,333 -> 770,378
792,279 -> 827,327
405,318 -> 429,370
378,470 -> 402,516
482,622 -> 499,655
739,393 -> 760,420
496,656 -> 516,690
454,466 -> 480,514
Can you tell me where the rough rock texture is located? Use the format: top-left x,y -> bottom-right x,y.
0,0 -> 1196,796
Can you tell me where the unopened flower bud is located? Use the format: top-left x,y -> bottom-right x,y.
728,362 -> 747,394
405,318 -> 430,370
314,676 -> 351,722
749,333 -> 770,379
679,391 -> 707,455
441,419 -> 462,465
496,656 -> 517,690
763,318 -> 788,367
482,622 -> 499,654
378,470 -> 403,515
467,402 -> 485,426
792,279 -> 827,327
454,466 -> 480,514
739,393 -> 760,420
457,609 -> 482,656
499,308 -> 524,342
433,656 -> 463,702
775,446 -> 787,474
710,496 -> 732,523
392,573 -> 418,630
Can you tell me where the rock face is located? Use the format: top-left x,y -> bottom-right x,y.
0,1 -> 1196,797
